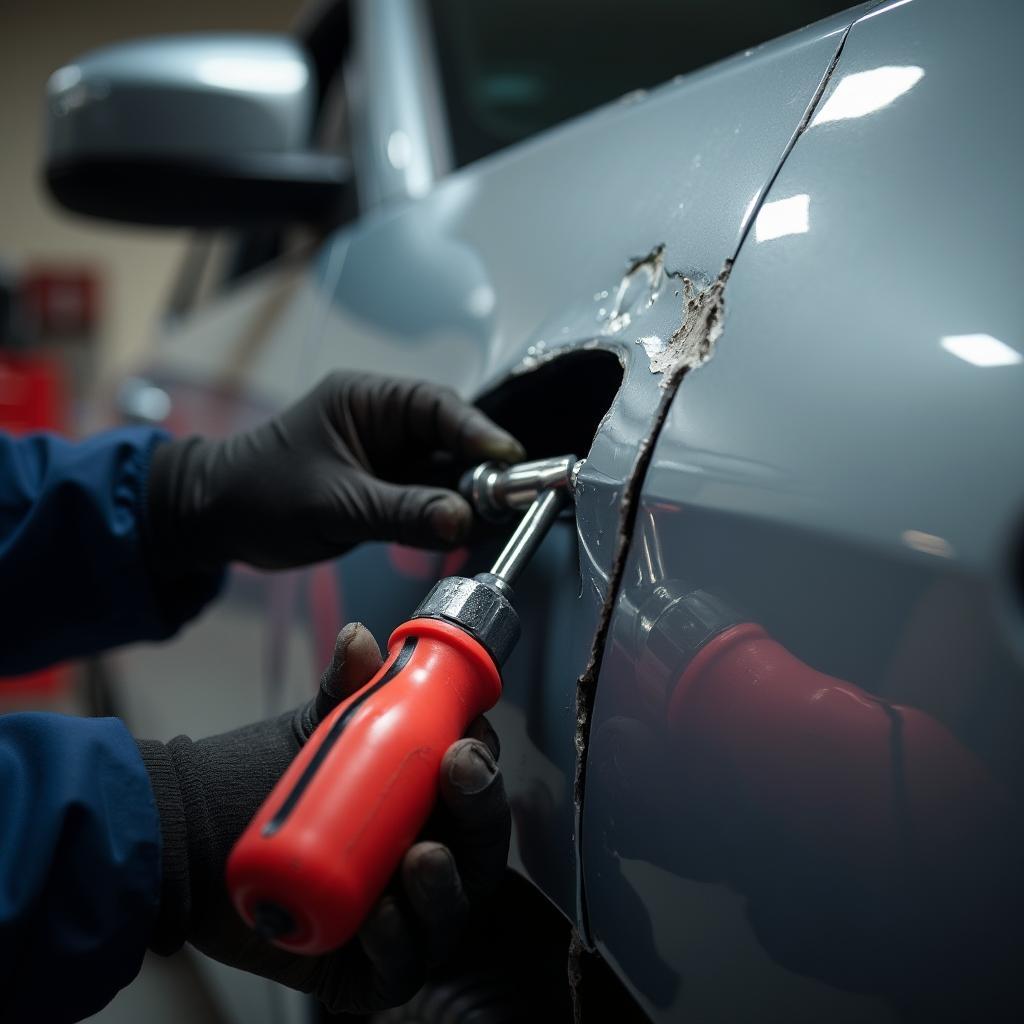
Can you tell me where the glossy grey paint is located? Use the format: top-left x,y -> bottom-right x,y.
108,0 -> 1024,1017
258,3 -> 869,927
584,0 -> 1024,1019
46,34 -> 315,162
139,0 -> 873,939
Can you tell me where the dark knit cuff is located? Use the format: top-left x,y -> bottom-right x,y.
138,436 -> 226,628
135,738 -> 192,956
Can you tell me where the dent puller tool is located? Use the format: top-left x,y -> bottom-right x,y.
227,455 -> 582,953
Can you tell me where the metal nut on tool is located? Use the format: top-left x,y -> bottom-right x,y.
461,454 -> 580,521
414,575 -> 521,666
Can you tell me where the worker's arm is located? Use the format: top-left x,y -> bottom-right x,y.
0,427 -> 222,676
1,374 -> 522,675
0,624 -> 508,1022
137,623 -> 510,1013
0,712 -> 160,1023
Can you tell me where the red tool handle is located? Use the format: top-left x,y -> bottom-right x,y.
226,617 -> 502,955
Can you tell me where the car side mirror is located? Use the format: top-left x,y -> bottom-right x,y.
43,34 -> 350,228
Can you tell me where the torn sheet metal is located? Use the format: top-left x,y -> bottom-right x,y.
573,256 -> 734,917
600,244 -> 667,336
567,14 -> 850,967
508,242 -> 673,379
640,262 -> 732,382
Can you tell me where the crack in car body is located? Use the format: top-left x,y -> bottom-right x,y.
572,256 -> 732,814
566,19 -> 857,1013
567,264 -> 733,1014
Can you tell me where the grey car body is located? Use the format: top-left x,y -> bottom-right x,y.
76,0 -> 1023,1020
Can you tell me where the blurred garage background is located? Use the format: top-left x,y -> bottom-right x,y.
1,0 -> 290,406
1,4 -> 294,1021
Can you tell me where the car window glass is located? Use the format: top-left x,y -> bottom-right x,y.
428,0 -> 855,167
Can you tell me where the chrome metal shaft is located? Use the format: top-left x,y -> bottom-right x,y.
488,486 -> 568,586
463,454 -> 577,521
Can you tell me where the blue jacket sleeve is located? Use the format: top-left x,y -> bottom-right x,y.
0,428 -> 222,675
0,712 -> 160,1022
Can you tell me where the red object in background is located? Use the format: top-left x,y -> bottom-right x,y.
0,265 -> 98,701
20,266 -> 99,337
0,351 -> 68,435
0,352 -> 71,697
0,667 -> 66,699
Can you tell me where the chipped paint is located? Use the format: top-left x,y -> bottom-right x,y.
567,20 -> 857,988
510,336 -> 625,376
571,257 -> 731,818
568,258 -> 730,974
508,245 -> 672,379
637,335 -> 666,360
601,244 -> 667,335
517,338 -> 551,371
639,261 -> 732,382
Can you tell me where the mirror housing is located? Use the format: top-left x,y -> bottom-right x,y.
44,34 -> 350,228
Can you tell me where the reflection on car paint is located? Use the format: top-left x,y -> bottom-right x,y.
141,0 -> 919,1002
939,334 -> 1022,369
809,65 -> 924,126
754,194 -> 810,242
589,496 -> 1024,1020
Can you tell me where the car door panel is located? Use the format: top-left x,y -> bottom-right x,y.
138,4 -> 871,944
583,0 -> 1024,1019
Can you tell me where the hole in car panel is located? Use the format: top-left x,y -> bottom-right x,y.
475,348 -> 625,461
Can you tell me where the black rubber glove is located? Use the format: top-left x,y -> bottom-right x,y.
136,623 -> 511,1014
145,372 -> 524,575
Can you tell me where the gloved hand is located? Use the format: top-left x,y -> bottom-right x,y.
136,623 -> 511,1013
145,372 -> 524,575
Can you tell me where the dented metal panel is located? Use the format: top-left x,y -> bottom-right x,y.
583,0 -> 1024,1019
144,4 -> 875,934
311,8 -> 871,929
